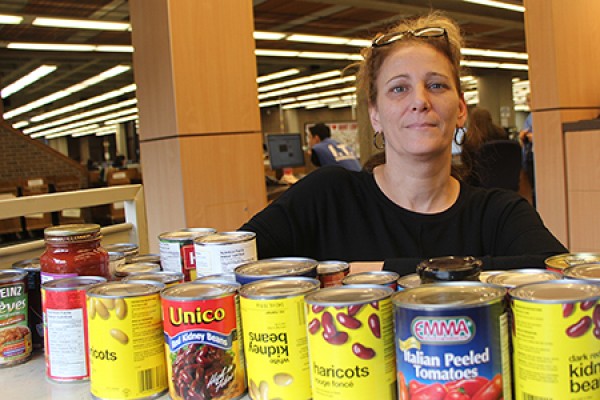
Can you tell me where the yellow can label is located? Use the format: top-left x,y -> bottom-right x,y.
87,293 -> 167,399
306,298 -> 397,400
241,295 -> 311,400
512,299 -> 600,399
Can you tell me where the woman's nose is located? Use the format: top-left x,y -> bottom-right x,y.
411,86 -> 430,111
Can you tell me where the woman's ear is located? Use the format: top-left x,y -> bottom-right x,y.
369,104 -> 382,132
457,93 -> 468,127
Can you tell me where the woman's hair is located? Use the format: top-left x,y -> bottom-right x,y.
356,12 -> 465,107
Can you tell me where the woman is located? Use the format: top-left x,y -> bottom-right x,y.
240,12 -> 566,275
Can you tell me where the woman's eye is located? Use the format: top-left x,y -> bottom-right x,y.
391,85 -> 407,94
428,82 -> 448,90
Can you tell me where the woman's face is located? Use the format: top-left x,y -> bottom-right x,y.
369,44 -> 467,161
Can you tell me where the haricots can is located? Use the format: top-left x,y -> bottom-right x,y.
305,284 -> 397,400
239,277 -> 320,400
194,231 -> 257,278
161,281 -> 246,400
510,280 -> 600,400
234,257 -> 318,285
392,282 -> 511,400
342,271 -> 399,290
317,261 -> 350,288
13,258 -> 44,350
159,229 -> 217,281
0,269 -> 32,367
42,276 -> 107,381
87,281 -> 167,400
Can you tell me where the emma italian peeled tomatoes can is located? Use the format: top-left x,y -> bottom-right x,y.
305,284 -> 397,400
392,282 -> 511,400
161,281 -> 246,400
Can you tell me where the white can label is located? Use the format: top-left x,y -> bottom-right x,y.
194,240 -> 257,277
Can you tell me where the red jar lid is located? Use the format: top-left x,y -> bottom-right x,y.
44,223 -> 102,244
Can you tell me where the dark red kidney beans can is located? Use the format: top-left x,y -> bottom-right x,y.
392,282 -> 511,400
342,271 -> 399,291
316,260 -> 350,288
42,276 -> 107,381
234,257 -> 318,285
13,258 -> 44,350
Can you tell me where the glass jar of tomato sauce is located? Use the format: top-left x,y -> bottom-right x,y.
40,224 -> 110,283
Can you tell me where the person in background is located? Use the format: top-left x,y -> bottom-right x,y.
308,123 -> 361,171
240,12 -> 566,276
519,93 -> 535,204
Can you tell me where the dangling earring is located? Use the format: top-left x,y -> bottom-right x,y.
454,127 -> 466,146
373,131 -> 385,150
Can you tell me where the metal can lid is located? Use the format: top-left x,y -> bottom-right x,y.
240,277 -> 320,299
87,281 -> 164,297
161,281 -> 240,300
316,261 -> 349,275
510,279 -> 600,303
487,268 -> 562,288
0,269 -> 28,284
194,231 -> 256,245
417,256 -> 482,282
545,252 -> 600,271
44,223 -> 101,243
128,253 -> 161,264
397,273 -> 422,289
342,271 -> 399,285
235,257 -> 317,277
392,282 -> 505,309
103,243 -> 139,256
115,262 -> 161,277
195,273 -> 237,283
563,263 -> 600,281
108,251 -> 126,261
305,284 -> 393,306
122,271 -> 185,284
12,258 -> 41,271
43,276 -> 107,291
479,270 -> 504,283
159,228 -> 216,242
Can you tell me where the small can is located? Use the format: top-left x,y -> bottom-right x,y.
396,273 -> 421,290
161,282 -> 247,400
0,269 -> 32,367
563,263 -> 600,282
13,258 -> 44,350
317,261 -> 350,288
392,282 -> 511,400
479,270 -> 505,283
305,285 -> 396,400
107,251 -> 126,280
194,231 -> 257,277
42,276 -> 107,381
510,280 -> 600,399
234,257 -> 318,285
487,268 -> 562,289
103,243 -> 139,262
417,256 -> 483,283
114,262 -> 161,279
122,271 -> 185,287
544,252 -> 600,274
342,270 -> 399,290
159,228 -> 216,281
195,272 -> 238,283
128,253 -> 162,266
87,281 -> 167,400
240,277 -> 320,400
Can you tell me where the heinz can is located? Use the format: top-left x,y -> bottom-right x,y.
305,285 -> 397,400
194,231 -> 257,278
240,277 -> 320,400
159,229 -> 217,281
87,281 -> 167,400
510,280 -> 600,399
42,276 -> 106,381
161,282 -> 246,400
392,282 -> 511,400
342,271 -> 399,290
545,252 -> 600,274
0,269 -> 32,367
487,268 -> 562,289
234,257 -> 318,285
317,261 -> 350,288
13,258 -> 44,350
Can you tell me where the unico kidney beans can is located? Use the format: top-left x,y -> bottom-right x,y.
510,280 -> 600,400
87,281 -> 167,400
161,281 -> 246,400
240,277 -> 320,400
305,284 -> 397,400
392,282 -> 511,400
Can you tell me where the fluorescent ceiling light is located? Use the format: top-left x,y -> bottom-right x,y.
256,68 -> 300,84
259,70 -> 342,92
461,60 -> 528,70
258,76 -> 356,100
73,126 -> 118,138
1,65 -> 57,99
12,121 -> 29,129
31,108 -> 138,138
287,34 -> 349,45
255,49 -> 300,57
36,124 -> 100,139
253,31 -> 286,40
346,39 -> 371,47
497,63 -> 529,70
7,42 -> 132,53
462,48 -> 528,60
104,114 -> 139,125
0,14 -> 23,24
96,45 -> 134,53
463,0 -> 525,12
32,17 -> 130,31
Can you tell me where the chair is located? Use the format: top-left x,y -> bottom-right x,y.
470,140 -> 522,191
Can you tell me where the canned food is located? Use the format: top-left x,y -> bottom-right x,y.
417,256 -> 483,283
122,271 -> 185,286
161,282 -> 246,400
87,282 -> 167,399
305,285 -> 396,400
396,273 -> 421,290
479,270 -> 504,283
0,270 -> 32,367
234,257 -> 318,285
159,228 -> 216,281
13,258 -> 43,350
42,276 -> 107,381
392,282 -> 511,400
103,243 -> 139,262
342,271 -> 399,290
107,251 -> 126,280
487,268 -> 562,289
317,261 -> 350,288
510,280 -> 600,399
114,262 -> 161,279
545,252 -> 600,273
194,231 -> 257,277
240,277 -> 320,400
128,253 -> 162,265
195,272 -> 237,283
563,263 -> 600,282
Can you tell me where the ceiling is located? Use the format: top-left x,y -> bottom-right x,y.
0,0 -> 527,138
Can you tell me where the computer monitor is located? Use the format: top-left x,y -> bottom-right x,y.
266,133 -> 305,170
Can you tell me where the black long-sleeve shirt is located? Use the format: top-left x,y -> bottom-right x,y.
240,166 -> 567,276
